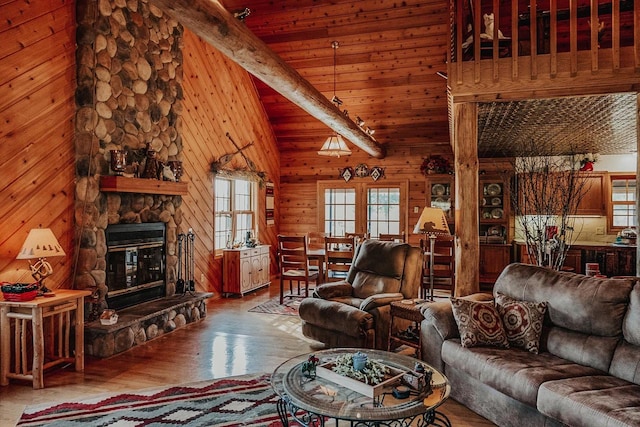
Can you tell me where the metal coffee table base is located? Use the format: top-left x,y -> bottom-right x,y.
276,395 -> 453,427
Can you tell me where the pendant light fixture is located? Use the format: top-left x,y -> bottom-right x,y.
318,41 -> 351,157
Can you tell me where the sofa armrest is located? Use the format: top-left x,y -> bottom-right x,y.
314,281 -> 353,299
359,293 -> 404,311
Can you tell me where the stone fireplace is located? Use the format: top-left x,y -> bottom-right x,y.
74,0 -> 211,358
74,0 -> 185,318
105,222 -> 166,311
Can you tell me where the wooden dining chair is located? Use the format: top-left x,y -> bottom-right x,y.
324,236 -> 356,282
420,236 -> 455,298
346,232 -> 369,246
379,232 -> 405,242
277,235 -> 319,304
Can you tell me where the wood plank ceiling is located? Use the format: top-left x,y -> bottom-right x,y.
219,0 -> 452,157
218,0 -> 637,159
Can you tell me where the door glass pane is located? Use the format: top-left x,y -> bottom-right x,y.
367,187 -> 401,239
324,188 -> 356,236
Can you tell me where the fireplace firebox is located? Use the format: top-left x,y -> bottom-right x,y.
106,223 -> 166,310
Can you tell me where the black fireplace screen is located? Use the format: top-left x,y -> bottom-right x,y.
105,223 -> 166,310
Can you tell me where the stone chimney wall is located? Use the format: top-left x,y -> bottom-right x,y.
74,0 -> 185,319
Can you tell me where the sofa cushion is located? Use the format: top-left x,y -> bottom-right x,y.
545,325 -> 622,372
610,341 -> 640,385
451,297 -> 509,348
538,375 -> 640,427
442,340 -> 603,407
496,293 -> 547,354
494,263 -> 633,337
623,283 -> 640,346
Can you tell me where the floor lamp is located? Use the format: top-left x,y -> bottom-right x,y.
413,207 -> 451,301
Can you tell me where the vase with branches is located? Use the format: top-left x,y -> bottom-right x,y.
503,142 -> 592,270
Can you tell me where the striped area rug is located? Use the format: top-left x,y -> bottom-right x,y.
18,373 -> 297,426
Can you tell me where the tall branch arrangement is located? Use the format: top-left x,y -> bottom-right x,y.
504,141 -> 591,270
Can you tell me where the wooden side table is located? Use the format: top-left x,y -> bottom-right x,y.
388,299 -> 425,358
0,289 -> 91,389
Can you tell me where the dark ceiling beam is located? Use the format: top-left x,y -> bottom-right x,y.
150,0 -> 385,159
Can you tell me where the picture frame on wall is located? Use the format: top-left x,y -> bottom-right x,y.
266,182 -> 275,226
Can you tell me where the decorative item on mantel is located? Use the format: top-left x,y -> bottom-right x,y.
420,155 -> 453,175
579,152 -> 599,171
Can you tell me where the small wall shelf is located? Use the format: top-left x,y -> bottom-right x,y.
100,176 -> 188,195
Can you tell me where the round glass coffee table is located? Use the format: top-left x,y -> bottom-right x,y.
271,348 -> 451,426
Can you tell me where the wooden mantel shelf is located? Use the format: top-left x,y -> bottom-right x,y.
100,176 -> 188,195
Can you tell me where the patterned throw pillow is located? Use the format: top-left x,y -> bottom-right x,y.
496,293 -> 548,354
450,297 -> 509,348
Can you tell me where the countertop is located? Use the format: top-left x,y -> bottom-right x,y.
514,240 -> 636,249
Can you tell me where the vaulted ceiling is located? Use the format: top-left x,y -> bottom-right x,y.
219,0 -> 452,157
217,0 -> 637,159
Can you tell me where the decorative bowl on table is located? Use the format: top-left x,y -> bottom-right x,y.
1,282 -> 39,301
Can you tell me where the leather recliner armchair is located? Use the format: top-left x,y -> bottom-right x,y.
298,239 -> 422,350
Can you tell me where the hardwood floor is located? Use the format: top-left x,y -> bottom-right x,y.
0,285 -> 494,426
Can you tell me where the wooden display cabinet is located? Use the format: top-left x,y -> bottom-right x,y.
479,177 -> 510,244
425,174 -> 455,231
222,245 -> 270,296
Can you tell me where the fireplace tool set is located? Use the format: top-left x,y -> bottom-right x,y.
177,229 -> 196,294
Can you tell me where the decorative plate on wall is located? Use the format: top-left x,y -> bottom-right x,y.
370,166 -> 385,181
355,163 -> 369,178
340,167 -> 354,182
432,184 -> 446,196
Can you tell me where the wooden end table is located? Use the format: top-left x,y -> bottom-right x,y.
0,289 -> 91,389
388,299 -> 426,358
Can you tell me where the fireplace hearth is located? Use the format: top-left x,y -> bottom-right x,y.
106,223 -> 166,311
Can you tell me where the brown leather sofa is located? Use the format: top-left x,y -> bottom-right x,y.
420,263 -> 640,427
299,239 -> 422,350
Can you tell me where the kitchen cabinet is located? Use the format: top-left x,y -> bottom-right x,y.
517,172 -> 606,216
222,245 -> 270,296
479,244 -> 512,289
517,243 -> 636,277
575,173 -> 606,216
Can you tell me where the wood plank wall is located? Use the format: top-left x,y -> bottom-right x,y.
180,29 -> 281,294
0,0 -> 77,287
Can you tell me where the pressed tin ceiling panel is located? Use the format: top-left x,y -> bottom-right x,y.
478,93 -> 638,158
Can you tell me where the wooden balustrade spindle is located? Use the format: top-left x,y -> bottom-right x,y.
591,0 -> 599,72
551,0 -> 558,76
530,0 -> 538,79
570,0 -> 578,75
612,0 -> 620,70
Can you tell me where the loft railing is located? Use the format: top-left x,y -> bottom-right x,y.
448,0 -> 640,87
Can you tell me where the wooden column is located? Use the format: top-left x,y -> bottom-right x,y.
636,93 -> 640,278
453,102 -> 480,296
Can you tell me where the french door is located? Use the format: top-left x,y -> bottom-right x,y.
317,180 -> 408,239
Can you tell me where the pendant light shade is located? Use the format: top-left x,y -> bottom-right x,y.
318,134 -> 351,157
318,41 -> 352,157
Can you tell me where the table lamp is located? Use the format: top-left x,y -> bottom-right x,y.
16,228 -> 66,295
413,207 -> 451,300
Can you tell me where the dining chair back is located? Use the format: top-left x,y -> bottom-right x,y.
379,232 -> 406,242
346,232 -> 370,245
277,235 -> 318,304
420,236 -> 455,298
324,236 -> 356,282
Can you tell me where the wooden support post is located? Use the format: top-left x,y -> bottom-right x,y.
453,102 -> 480,296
